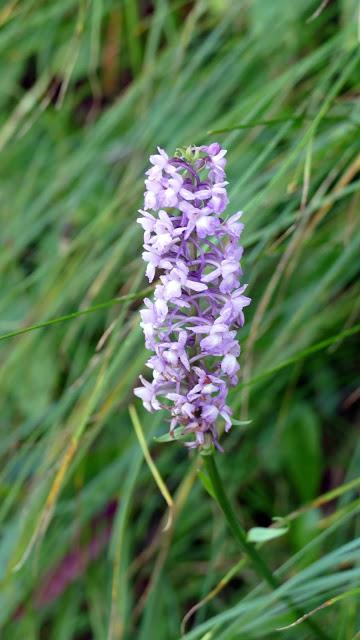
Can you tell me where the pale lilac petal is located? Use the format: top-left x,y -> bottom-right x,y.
185,279 -> 208,292
221,354 -> 239,376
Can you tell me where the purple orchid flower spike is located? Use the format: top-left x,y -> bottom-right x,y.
134,144 -> 251,450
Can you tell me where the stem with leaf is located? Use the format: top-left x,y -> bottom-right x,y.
202,452 -> 330,640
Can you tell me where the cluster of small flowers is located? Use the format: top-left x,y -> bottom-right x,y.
134,143 -> 250,450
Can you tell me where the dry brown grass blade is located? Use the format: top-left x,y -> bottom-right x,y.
11,361 -> 107,572
132,460 -> 199,621
129,404 -> 174,530
181,473 -> 360,633
11,436 -> 78,573
0,0 -> 20,26
241,140 -> 314,416
283,153 -> 360,283
277,587 -> 360,631
181,557 -> 247,634
242,149 -> 360,417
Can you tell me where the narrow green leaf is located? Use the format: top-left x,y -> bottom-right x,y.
197,469 -> 216,500
0,287 -> 154,342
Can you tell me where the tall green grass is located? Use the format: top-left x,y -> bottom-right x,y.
0,1 -> 359,638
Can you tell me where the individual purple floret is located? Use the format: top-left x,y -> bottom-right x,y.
134,144 -> 251,450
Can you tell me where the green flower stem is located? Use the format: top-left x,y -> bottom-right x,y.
203,452 -> 330,640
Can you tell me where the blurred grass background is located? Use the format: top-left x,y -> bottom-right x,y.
0,0 -> 360,638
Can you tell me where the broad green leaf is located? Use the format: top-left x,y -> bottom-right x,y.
282,402 -> 323,502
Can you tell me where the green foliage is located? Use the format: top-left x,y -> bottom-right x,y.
0,0 -> 359,638
282,403 -> 323,502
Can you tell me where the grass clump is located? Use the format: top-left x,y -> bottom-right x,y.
0,1 -> 359,639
